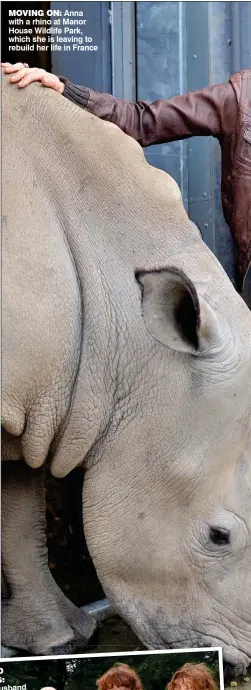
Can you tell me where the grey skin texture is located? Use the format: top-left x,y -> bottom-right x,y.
2,74 -> 251,668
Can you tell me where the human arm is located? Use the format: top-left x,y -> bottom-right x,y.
2,63 -> 238,146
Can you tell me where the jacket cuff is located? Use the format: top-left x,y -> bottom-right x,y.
59,77 -> 90,109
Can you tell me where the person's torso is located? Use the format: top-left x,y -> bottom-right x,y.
220,69 -> 251,286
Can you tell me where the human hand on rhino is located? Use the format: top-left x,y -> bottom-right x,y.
3,60 -> 250,303
1,62 -> 64,93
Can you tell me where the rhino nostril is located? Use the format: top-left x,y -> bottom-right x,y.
224,663 -> 236,679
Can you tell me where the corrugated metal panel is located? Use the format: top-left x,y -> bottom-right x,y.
110,1 -> 136,100
186,2 -> 213,253
51,1 -> 112,93
50,1 -> 250,284
135,1 -> 251,282
136,2 -> 189,211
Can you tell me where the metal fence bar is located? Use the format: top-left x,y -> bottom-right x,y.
110,1 -> 136,100
238,1 -> 251,69
186,2 -> 216,253
232,1 -> 242,73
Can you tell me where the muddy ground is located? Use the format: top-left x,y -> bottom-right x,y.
225,676 -> 251,690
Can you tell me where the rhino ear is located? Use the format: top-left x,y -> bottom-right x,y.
135,267 -> 221,355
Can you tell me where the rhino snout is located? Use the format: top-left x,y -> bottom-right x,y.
223,647 -> 251,679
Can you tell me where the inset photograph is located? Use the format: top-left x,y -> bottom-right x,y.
0,648 -> 222,690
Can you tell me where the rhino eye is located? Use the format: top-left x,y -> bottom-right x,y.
209,526 -> 230,545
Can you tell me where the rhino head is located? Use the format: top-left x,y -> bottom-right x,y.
82,265 -> 251,674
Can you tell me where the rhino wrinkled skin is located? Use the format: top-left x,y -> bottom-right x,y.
2,74 -> 251,668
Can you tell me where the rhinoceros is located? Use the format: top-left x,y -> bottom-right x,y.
2,73 -> 251,670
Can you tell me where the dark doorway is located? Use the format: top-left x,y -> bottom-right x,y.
1,2 -> 52,70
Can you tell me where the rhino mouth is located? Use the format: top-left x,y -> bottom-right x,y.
133,623 -> 251,676
224,661 -> 251,682
221,645 -> 251,677
113,596 -> 251,674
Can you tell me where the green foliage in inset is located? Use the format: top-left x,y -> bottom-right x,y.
1,650 -> 220,690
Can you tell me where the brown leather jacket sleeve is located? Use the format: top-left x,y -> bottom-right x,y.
60,77 -> 238,147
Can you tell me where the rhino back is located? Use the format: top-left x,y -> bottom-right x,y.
2,75 -> 250,476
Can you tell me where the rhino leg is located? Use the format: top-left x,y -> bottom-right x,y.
1,462 -> 96,655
